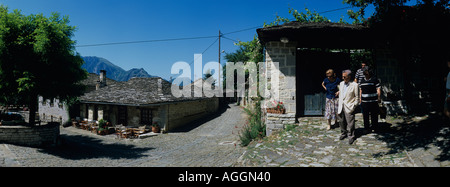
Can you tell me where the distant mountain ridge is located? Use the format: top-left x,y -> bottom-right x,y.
81,56 -> 156,82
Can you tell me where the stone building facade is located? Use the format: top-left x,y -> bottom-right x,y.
38,71 -> 118,124
39,71 -> 220,132
258,21 -> 445,136
79,98 -> 219,132
78,72 -> 219,132
257,22 -> 372,136
263,41 -> 297,136
38,97 -> 69,124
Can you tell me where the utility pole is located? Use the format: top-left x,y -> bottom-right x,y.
218,30 -> 222,93
219,30 -> 221,65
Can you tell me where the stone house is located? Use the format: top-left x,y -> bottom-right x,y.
78,71 -> 219,132
38,97 -> 69,124
38,70 -> 118,124
257,21 -> 447,135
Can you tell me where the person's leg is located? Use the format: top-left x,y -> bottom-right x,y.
369,102 -> 379,131
339,112 -> 348,140
333,98 -> 339,127
325,98 -> 332,130
345,111 -> 356,142
361,102 -> 370,131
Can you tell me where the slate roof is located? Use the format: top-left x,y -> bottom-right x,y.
79,77 -> 206,106
257,21 -> 373,48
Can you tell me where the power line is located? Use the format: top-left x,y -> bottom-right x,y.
75,6 -> 354,48
75,35 -> 217,48
222,26 -> 261,35
200,37 -> 220,56
164,37 -> 220,80
319,6 -> 352,14
222,6 -> 354,36
186,37 -> 220,67
222,36 -> 240,43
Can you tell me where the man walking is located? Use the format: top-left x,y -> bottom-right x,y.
338,70 -> 360,145
359,66 -> 381,133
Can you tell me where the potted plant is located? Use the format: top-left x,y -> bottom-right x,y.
97,119 -> 108,135
266,101 -> 286,114
151,121 -> 160,133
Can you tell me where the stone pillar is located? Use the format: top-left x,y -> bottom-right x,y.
264,41 -> 297,136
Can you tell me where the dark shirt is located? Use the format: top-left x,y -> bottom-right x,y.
323,77 -> 340,99
360,77 -> 380,103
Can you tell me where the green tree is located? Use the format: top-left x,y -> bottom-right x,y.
344,0 -> 450,113
0,6 -> 87,125
343,0 -> 450,23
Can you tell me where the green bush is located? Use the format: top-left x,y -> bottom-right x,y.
239,100 -> 266,146
98,119 -> 107,132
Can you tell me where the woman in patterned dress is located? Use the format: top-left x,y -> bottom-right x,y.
321,69 -> 341,130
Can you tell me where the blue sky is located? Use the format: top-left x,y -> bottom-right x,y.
0,0 -> 374,80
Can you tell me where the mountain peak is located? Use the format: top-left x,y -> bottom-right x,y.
81,56 -> 155,82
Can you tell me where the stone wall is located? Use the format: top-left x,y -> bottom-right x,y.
265,113 -> 296,136
0,123 -> 60,147
264,41 -> 297,136
166,98 -> 219,131
264,41 -> 297,114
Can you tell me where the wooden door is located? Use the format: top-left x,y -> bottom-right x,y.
304,93 -> 325,115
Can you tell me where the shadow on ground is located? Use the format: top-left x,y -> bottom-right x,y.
373,114 -> 450,161
38,134 -> 153,160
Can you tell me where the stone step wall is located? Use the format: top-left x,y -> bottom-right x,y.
265,113 -> 296,136
0,123 -> 60,147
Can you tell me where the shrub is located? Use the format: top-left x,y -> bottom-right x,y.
239,100 -> 266,146
98,119 -> 107,132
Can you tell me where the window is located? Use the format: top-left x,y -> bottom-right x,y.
141,108 -> 152,124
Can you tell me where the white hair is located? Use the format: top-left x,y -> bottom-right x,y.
342,69 -> 352,78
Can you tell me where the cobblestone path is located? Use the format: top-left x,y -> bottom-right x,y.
237,114 -> 450,167
1,104 -> 247,167
3,104 -> 450,167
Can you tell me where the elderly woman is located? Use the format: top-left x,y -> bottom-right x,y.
322,69 -> 341,130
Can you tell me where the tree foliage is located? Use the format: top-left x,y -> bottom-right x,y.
0,6 -> 87,125
343,0 -> 450,23
344,0 -> 450,112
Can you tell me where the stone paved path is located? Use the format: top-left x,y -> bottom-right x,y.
237,114 -> 450,167
0,104 -> 247,167
3,104 -> 450,167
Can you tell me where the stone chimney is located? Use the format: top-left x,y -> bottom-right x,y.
157,77 -> 166,100
96,70 -> 107,90
157,77 -> 162,95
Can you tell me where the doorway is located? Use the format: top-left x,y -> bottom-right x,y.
118,106 -> 128,126
296,49 -> 350,116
